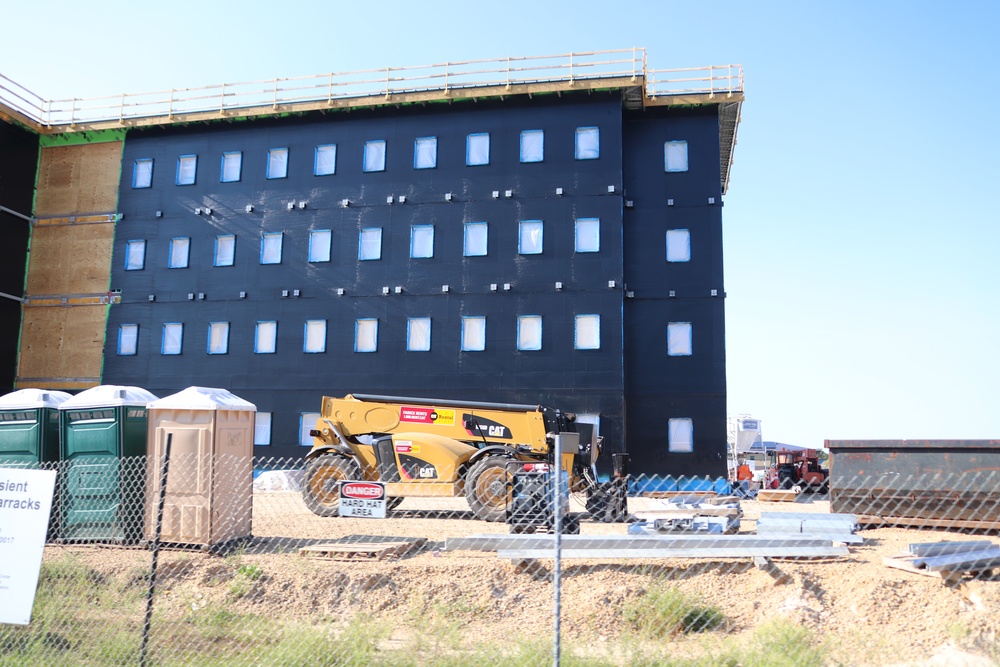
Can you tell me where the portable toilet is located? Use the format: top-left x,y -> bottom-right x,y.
0,389 -> 72,467
145,387 -> 255,548
59,385 -> 159,542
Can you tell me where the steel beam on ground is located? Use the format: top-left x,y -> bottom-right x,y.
759,512 -> 858,523
755,526 -> 863,544
914,548 -> 1000,572
444,534 -> 835,552
498,546 -> 849,559
908,541 -> 996,557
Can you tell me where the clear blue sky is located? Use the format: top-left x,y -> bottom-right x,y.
3,1 -> 997,448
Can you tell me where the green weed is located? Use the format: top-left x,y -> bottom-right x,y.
622,584 -> 727,638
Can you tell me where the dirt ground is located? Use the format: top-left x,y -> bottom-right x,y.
46,491 -> 1000,666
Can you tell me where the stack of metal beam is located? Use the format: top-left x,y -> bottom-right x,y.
904,541 -> 1000,575
755,512 -> 862,544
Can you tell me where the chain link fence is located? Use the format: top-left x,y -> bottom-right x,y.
1,455 -> 999,666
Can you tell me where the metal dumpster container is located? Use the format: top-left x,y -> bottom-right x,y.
0,389 -> 71,466
59,385 -> 159,542
146,387 -> 255,548
826,439 -> 1000,530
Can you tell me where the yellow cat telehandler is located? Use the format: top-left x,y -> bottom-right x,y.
301,393 -> 628,523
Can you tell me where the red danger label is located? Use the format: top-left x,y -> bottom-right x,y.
341,482 -> 385,500
395,444 -> 412,453
400,406 -> 434,423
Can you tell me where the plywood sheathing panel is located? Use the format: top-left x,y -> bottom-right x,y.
34,142 -> 122,217
25,222 -> 115,295
17,304 -> 106,380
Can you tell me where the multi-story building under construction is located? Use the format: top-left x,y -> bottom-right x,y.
0,50 -> 742,477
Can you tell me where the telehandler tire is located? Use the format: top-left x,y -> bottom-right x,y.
302,454 -> 362,517
465,456 -> 513,522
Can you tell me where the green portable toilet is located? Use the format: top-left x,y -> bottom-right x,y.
0,389 -> 72,467
59,385 -> 159,543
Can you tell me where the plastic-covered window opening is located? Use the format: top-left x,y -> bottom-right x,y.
575,127 -> 600,160
575,314 -> 600,349
461,316 -> 486,351
214,235 -> 236,267
161,323 -> 183,355
667,322 -> 693,356
176,155 -> 197,185
664,140 -> 689,172
666,229 -> 691,262
168,237 -> 190,269
261,233 -> 283,264
668,417 -> 694,453
575,218 -> 600,253
299,413 -> 320,446
363,140 -> 386,172
520,130 -> 544,163
355,319 -> 378,352
519,221 -> 544,255
304,320 -> 326,353
407,317 -> 431,351
118,324 -> 138,356
466,133 -> 489,166
255,321 -> 277,354
207,322 -> 230,355
254,412 -> 272,445
414,136 -> 437,169
309,230 -> 332,263
267,148 -> 289,179
410,225 -> 434,258
125,240 -> 146,270
517,315 -> 542,350
463,222 -> 488,256
314,144 -> 336,176
221,151 -> 242,183
359,228 -> 382,260
133,159 -> 153,188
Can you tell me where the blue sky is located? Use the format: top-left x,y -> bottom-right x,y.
3,1 -> 997,448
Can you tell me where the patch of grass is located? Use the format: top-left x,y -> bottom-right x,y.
235,563 -> 263,581
228,562 -> 264,599
622,583 -> 727,638
17,554 -> 141,661
725,621 -> 829,667
946,620 -> 971,642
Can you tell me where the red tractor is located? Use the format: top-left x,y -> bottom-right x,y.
770,449 -> 829,493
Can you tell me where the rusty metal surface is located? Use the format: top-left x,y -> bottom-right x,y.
825,439 -> 1000,450
826,440 -> 1000,526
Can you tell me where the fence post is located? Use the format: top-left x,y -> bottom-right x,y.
552,434 -> 563,667
139,434 -> 172,667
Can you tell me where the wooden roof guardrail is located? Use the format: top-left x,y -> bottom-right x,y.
1,49 -> 742,133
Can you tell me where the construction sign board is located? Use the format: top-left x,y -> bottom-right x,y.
0,468 -> 56,625
339,481 -> 387,518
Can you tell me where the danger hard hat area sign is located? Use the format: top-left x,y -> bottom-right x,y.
339,481 -> 387,518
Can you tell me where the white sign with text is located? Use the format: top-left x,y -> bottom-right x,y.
0,468 -> 56,625
338,481 -> 387,518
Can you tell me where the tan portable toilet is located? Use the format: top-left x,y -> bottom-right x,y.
145,387 -> 255,548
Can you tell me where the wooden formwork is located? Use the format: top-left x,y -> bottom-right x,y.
16,140 -> 122,389
16,304 -> 107,384
34,142 -> 123,217
25,221 -> 115,295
